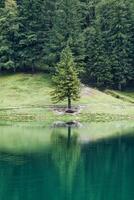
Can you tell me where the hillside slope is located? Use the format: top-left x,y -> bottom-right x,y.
0,73 -> 133,123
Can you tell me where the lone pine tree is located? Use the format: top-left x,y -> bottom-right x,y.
51,46 -> 80,111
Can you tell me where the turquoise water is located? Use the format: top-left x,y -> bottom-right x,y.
0,124 -> 134,199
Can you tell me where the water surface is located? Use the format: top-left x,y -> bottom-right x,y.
0,122 -> 134,200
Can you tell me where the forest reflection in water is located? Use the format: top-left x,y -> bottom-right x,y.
0,126 -> 133,200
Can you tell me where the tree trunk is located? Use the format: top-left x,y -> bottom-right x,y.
67,126 -> 71,147
68,97 -> 71,109
31,62 -> 35,74
13,66 -> 16,73
32,66 -> 34,74
118,83 -> 122,91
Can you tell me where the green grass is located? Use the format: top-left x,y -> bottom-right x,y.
0,73 -> 133,123
105,89 -> 134,103
0,73 -> 52,107
118,90 -> 134,99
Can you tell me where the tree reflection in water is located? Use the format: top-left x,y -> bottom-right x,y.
51,126 -> 82,199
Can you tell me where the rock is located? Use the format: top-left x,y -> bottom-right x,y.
52,121 -> 83,128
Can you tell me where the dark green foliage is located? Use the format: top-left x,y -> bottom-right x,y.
0,0 -> 134,89
80,0 -> 99,28
98,0 -> 133,90
51,46 -> 80,109
0,0 -> 5,7
0,1 -> 19,71
84,0 -> 134,89
47,0 -> 85,71
84,26 -> 113,88
17,0 -> 47,72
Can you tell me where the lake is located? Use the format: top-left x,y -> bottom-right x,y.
0,121 -> 134,200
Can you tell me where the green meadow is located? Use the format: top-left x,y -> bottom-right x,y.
0,73 -> 133,124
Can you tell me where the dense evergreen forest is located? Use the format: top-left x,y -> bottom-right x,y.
0,0 -> 134,90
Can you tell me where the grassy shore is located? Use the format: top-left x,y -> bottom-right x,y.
0,73 -> 133,124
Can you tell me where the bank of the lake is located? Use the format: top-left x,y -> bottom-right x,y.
0,73 -> 133,124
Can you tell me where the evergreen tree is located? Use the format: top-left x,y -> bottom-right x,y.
98,0 -> 133,90
84,0 -> 134,89
0,0 -> 19,72
17,0 -> 48,72
51,46 -> 80,110
0,0 -> 133,89
41,0 -> 57,71
131,1 -> 134,85
84,26 -> 113,87
80,0 -> 100,28
47,0 -> 85,71
0,0 -> 5,7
